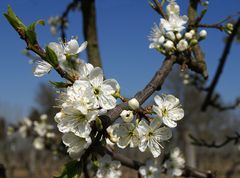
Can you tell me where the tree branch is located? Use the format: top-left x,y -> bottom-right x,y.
201,17 -> 240,111
101,55 -> 176,126
81,0 -> 102,67
188,0 -> 208,79
190,132 -> 240,148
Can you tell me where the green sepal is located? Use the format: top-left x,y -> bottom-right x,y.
49,81 -> 70,88
54,160 -> 82,178
95,117 -> 103,131
26,19 -> 45,45
4,5 -> 26,32
45,46 -> 59,67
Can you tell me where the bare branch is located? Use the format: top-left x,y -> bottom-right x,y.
190,132 -> 240,148
150,0 -> 167,19
201,18 -> 240,111
81,0 -> 102,67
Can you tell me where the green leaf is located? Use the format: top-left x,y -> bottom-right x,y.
4,5 -> 26,32
26,19 -> 45,45
49,81 -> 70,88
46,46 -> 59,67
54,160 -> 82,178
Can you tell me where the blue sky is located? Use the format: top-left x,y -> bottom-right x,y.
0,0 -> 240,122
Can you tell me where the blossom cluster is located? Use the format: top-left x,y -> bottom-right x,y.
48,16 -> 68,36
138,147 -> 185,178
149,0 -> 207,55
8,114 -> 56,150
108,94 -> 184,158
54,52 -> 120,159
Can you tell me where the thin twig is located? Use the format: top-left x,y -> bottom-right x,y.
201,18 -> 240,111
190,132 -> 240,148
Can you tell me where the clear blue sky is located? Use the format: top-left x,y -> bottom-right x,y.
0,0 -> 240,122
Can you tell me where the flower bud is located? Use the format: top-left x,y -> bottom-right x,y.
190,39 -> 198,46
128,98 -> 140,110
176,33 -> 182,40
184,32 -> 193,40
176,39 -> 188,52
158,36 -> 165,44
189,30 -> 195,36
166,1 -> 180,15
199,30 -> 207,38
163,40 -> 174,50
120,110 -> 134,122
166,31 -> 175,41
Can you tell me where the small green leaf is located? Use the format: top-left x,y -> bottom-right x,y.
26,19 -> 45,45
54,160 -> 82,178
4,5 -> 26,31
49,81 -> 70,88
46,46 -> 59,67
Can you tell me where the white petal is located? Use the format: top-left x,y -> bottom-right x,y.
103,79 -> 120,92
89,67 -> 103,87
163,117 -> 177,128
33,60 -> 52,77
76,41 -> 88,54
99,94 -> 116,110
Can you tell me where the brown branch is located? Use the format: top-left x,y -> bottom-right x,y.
0,163 -> 6,178
188,0 -> 208,79
101,146 -> 215,178
201,18 -> 240,111
15,28 -> 75,83
101,55 -> 176,126
81,0 -> 102,67
190,132 -> 240,148
60,0 -> 80,41
150,0 -> 167,19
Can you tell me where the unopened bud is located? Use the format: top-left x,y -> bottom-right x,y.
199,30 -> 207,38
128,98 -> 140,110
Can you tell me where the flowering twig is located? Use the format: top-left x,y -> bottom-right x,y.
190,132 -> 240,148
102,55 -> 176,126
187,0 -> 208,79
201,17 -> 240,111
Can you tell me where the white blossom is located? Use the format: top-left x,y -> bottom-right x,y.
33,137 -> 44,150
164,147 -> 185,177
96,154 -> 122,178
137,119 -> 172,158
128,98 -> 140,110
55,107 -> 98,138
106,124 -> 120,145
62,132 -> 91,160
149,23 -> 165,49
114,123 -> 139,148
153,94 -> 184,128
161,14 -> 188,32
176,39 -> 188,52
88,67 -> 119,110
120,110 -> 134,122
64,39 -> 87,55
48,42 -> 66,63
62,79 -> 98,114
139,160 -> 161,178
32,60 -> 52,77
